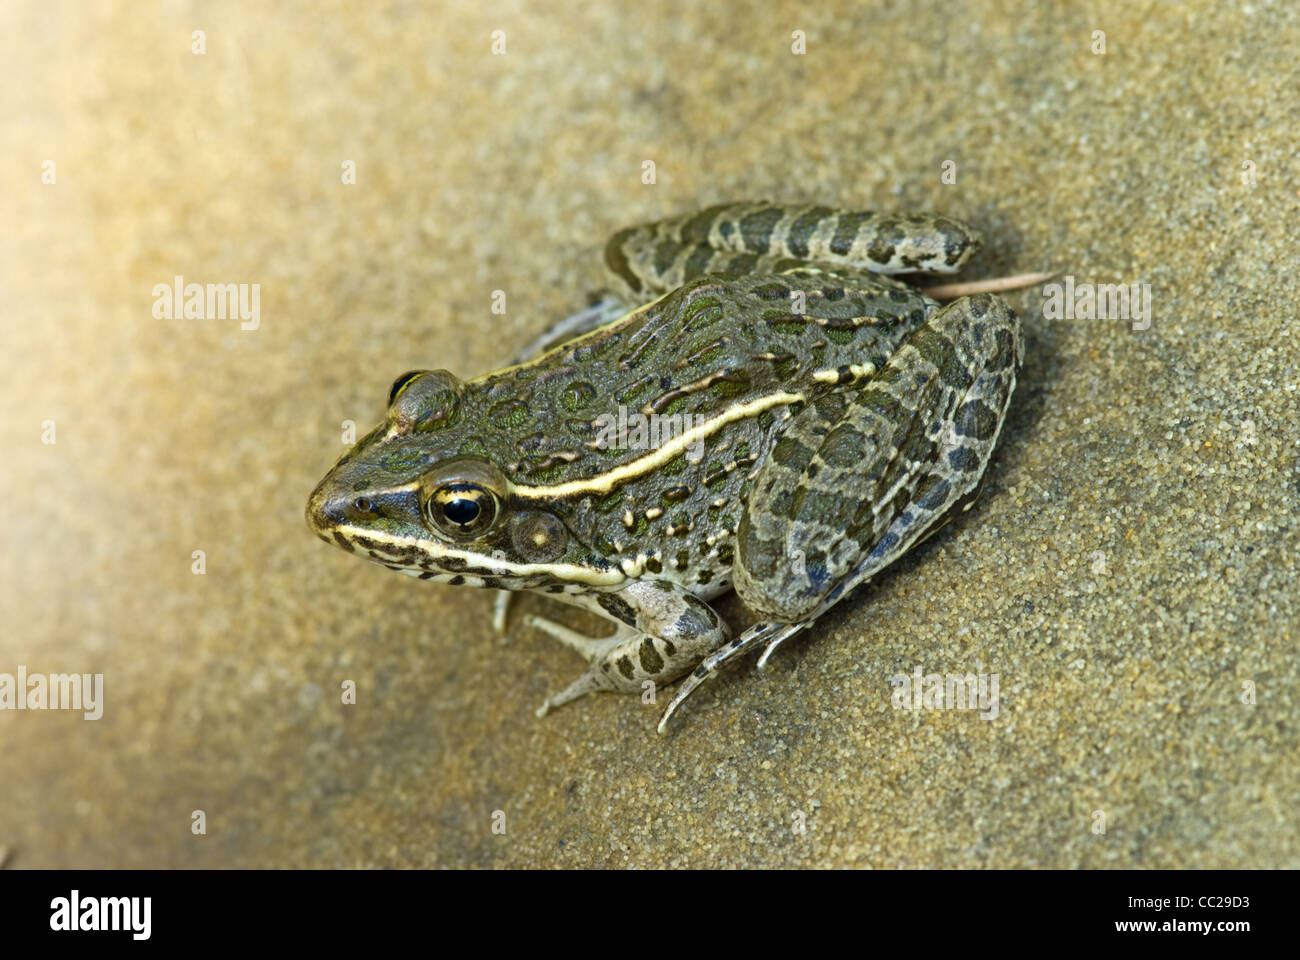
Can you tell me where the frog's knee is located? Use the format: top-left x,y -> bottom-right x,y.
732,546 -> 822,624
934,294 -> 1022,375
658,596 -> 728,651
617,581 -> 729,653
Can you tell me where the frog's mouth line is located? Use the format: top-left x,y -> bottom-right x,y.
328,523 -> 630,588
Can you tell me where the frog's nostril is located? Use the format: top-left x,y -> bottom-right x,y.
306,485 -> 347,532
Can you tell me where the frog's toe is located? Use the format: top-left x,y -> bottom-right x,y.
524,613 -> 618,659
492,590 -> 512,636
535,669 -> 614,718
756,622 -> 807,669
656,621 -> 803,732
657,665 -> 715,733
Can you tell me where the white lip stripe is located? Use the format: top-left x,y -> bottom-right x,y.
337,524 -> 627,585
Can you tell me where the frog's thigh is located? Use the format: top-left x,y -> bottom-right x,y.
734,293 -> 1021,623
533,580 -> 730,716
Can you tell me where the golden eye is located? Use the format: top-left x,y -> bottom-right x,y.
426,482 -> 498,539
421,457 -> 508,540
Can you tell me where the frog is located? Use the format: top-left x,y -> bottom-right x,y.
306,201 -> 1023,732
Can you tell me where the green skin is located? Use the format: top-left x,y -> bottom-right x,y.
306,203 -> 1022,731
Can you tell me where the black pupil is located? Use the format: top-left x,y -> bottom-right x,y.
443,497 -> 480,526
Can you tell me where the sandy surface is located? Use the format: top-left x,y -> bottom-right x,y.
2,0 -> 1296,868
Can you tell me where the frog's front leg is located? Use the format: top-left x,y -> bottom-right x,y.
528,580 -> 730,717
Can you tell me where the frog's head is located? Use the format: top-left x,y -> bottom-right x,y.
306,369 -> 621,592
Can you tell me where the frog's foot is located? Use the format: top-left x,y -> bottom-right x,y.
526,614 -> 632,717
656,620 -> 807,734
535,668 -> 615,718
528,611 -> 726,718
756,623 -> 807,669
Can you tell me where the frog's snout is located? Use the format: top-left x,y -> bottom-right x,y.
305,475 -> 348,537
307,469 -> 428,542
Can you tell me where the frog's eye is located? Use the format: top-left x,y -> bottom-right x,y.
426,481 -> 499,539
388,370 -> 426,405
421,456 -> 508,540
388,370 -> 464,434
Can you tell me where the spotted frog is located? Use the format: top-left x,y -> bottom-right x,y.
306,202 -> 1023,731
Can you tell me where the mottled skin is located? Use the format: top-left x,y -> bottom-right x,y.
604,200 -> 982,299
307,202 -> 1022,730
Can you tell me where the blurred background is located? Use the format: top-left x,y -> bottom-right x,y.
1,0 -> 1296,867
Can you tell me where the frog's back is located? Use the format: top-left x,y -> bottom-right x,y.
379,270 -> 929,593
459,270 -> 938,487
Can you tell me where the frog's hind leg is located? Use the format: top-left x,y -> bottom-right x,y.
654,295 -> 1022,731
604,202 -> 985,301
733,292 -> 1022,625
